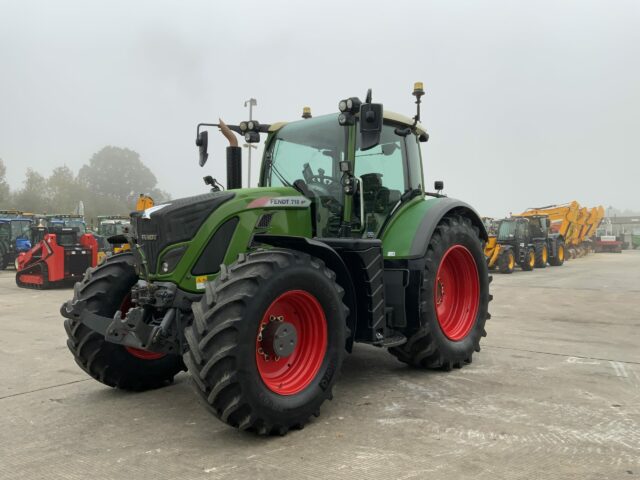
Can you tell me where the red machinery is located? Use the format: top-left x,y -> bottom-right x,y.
16,226 -> 98,289
594,235 -> 623,253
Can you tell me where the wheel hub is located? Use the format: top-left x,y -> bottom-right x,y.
258,316 -> 298,359
434,245 -> 480,341
255,290 -> 327,396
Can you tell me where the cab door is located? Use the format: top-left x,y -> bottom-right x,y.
353,123 -> 423,238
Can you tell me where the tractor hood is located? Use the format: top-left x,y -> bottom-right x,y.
130,191 -> 235,274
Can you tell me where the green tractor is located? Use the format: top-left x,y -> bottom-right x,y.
61,84 -> 491,435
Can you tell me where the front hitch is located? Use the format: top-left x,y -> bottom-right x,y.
60,281 -> 186,355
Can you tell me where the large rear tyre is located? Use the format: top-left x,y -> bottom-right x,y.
498,248 -> 515,274
389,215 -> 490,370
183,249 -> 348,435
534,244 -> 548,268
63,253 -> 185,390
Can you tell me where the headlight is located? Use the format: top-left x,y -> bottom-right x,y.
158,245 -> 187,275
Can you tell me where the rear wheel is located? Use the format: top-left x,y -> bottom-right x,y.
534,244 -> 548,268
183,249 -> 347,435
389,215 -> 490,370
521,248 -> 535,271
498,249 -> 515,274
62,253 -> 185,390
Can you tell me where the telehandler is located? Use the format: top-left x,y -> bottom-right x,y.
61,84 -> 491,435
485,217 -> 539,273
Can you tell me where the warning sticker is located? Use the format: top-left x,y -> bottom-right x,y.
195,275 -> 208,290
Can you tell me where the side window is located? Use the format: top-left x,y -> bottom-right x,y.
355,125 -> 405,193
354,124 -> 406,234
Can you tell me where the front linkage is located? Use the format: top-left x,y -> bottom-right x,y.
62,278 -> 192,357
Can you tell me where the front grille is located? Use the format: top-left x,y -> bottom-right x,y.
65,250 -> 92,276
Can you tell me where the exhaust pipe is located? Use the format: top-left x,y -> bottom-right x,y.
219,119 -> 242,189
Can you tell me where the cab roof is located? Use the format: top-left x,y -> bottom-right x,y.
268,111 -> 427,137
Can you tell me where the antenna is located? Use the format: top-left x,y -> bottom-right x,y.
412,82 -> 425,126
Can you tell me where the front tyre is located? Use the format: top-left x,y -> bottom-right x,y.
549,241 -> 565,266
63,253 -> 185,390
498,248 -> 515,274
534,244 -> 548,268
183,249 -> 347,435
389,215 -> 491,370
521,248 -> 535,271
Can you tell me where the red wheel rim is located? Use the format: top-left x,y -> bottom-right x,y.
118,295 -> 166,361
256,290 -> 327,396
434,245 -> 480,341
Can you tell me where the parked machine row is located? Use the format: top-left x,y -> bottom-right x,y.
4,195 -> 155,288
483,202 -> 605,273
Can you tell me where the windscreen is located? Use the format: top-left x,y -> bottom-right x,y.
264,114 -> 346,188
497,221 -> 517,241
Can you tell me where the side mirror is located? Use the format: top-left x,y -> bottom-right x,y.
434,180 -> 444,191
359,103 -> 383,151
196,131 -> 209,167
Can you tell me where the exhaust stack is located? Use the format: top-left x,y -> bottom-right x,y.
219,119 -> 242,190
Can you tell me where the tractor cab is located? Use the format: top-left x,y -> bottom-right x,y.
260,112 -> 426,239
97,216 -> 130,238
95,216 -> 132,260
0,216 -> 33,269
46,215 -> 87,234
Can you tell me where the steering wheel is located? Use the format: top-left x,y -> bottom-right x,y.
308,168 -> 335,186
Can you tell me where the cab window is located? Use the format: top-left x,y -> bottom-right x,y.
354,124 -> 406,235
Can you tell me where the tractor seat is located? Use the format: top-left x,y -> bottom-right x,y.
360,173 -> 397,216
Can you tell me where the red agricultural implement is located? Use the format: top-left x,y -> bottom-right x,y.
594,235 -> 623,253
16,226 -> 98,289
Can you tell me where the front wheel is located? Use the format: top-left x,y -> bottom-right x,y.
521,248 -> 535,271
498,248 -> 515,274
549,242 -> 565,266
183,249 -> 348,435
535,244 -> 548,268
389,215 -> 491,370
62,254 -> 185,390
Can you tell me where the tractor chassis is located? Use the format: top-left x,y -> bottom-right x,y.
62,238 -> 419,356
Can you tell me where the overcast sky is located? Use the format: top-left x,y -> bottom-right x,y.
1,0 -> 638,217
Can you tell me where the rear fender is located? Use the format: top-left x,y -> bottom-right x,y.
382,197 -> 488,260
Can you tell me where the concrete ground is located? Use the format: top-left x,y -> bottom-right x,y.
1,252 -> 639,480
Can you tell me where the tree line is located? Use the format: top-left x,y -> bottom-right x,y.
0,146 -> 169,224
